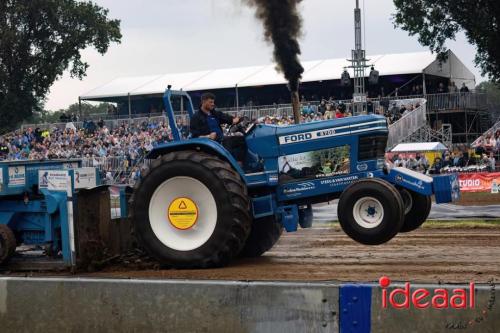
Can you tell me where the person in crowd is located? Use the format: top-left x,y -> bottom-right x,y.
394,155 -> 406,168
366,98 -> 374,114
448,81 -> 458,93
324,104 -> 335,120
460,83 -> 470,93
431,157 -> 443,174
483,133 -> 496,152
443,154 -> 453,168
495,130 -> 500,153
302,103 -> 314,117
437,82 -> 447,94
488,152 -> 496,172
335,105 -> 345,118
453,152 -> 464,167
318,100 -> 327,115
415,153 -> 429,172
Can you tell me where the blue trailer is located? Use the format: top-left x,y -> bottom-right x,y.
129,89 -> 460,268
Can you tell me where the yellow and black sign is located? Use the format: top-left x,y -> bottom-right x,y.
168,197 -> 198,230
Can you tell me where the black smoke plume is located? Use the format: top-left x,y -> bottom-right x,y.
244,0 -> 304,91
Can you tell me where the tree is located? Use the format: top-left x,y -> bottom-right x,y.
0,0 -> 121,133
477,81 -> 500,122
24,102 -> 114,124
393,1 -> 500,82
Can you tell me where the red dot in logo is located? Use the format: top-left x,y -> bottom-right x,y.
379,276 -> 391,288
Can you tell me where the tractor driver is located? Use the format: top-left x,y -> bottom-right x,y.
190,92 -> 246,162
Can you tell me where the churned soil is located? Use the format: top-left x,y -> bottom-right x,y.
86,227 -> 500,284
454,192 -> 500,206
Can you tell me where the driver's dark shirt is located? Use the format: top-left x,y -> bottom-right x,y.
189,108 -> 234,140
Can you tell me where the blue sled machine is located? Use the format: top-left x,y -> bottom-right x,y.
0,160 -> 101,267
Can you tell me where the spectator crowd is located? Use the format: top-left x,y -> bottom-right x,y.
254,98 -> 421,126
0,119 -> 176,184
388,148 -> 497,175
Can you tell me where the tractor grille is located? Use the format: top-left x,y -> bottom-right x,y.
358,135 -> 387,161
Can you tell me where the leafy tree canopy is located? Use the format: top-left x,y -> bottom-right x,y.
0,0 -> 121,133
26,102 -> 114,125
393,0 -> 500,82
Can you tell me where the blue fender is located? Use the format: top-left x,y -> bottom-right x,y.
383,167 -> 434,196
383,167 -> 460,204
146,139 -> 246,183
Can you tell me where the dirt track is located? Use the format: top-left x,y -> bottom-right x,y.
90,227 -> 500,284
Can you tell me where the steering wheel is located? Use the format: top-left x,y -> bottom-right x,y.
228,116 -> 252,135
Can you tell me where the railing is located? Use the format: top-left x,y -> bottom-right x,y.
22,93 -> 486,132
471,117 -> 500,147
387,99 -> 427,150
426,92 -> 487,111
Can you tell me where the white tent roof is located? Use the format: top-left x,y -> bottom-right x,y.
81,50 -> 475,101
391,142 -> 448,152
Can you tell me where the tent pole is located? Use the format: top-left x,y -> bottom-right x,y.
422,73 -> 427,95
235,84 -> 239,112
128,93 -> 132,119
180,89 -> 184,113
78,97 -> 82,120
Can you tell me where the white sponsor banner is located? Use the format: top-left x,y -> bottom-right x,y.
73,168 -> 97,189
8,166 -> 26,187
39,170 -> 71,194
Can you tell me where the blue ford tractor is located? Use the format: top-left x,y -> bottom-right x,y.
130,89 -> 460,268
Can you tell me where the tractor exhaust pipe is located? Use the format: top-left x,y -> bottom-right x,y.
291,91 -> 301,124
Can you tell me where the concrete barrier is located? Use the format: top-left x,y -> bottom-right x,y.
0,277 -> 498,332
0,278 -> 338,333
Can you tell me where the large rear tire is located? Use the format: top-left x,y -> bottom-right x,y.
399,189 -> 432,233
130,151 -> 251,268
240,216 -> 283,257
0,224 -> 16,265
338,179 -> 404,245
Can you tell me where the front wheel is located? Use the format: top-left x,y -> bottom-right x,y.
130,151 -> 251,268
399,189 -> 432,232
338,179 -> 404,245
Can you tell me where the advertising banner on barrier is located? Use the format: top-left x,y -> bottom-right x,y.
458,172 -> 500,193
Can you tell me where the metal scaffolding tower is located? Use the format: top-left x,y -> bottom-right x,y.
348,0 -> 370,115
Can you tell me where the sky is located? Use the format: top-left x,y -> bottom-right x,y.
45,0 -> 483,111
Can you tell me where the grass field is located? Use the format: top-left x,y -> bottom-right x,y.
423,219 -> 500,228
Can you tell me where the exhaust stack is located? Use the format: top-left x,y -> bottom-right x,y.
291,90 -> 301,124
